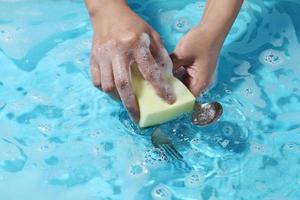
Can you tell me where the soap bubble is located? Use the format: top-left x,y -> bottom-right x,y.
144,148 -> 168,166
250,142 -> 266,154
92,145 -> 102,156
129,164 -> 143,175
184,170 -> 205,188
225,88 -> 232,94
191,137 -> 202,145
128,163 -> 147,176
37,124 -> 52,134
222,125 -> 234,137
151,184 -> 172,200
259,49 -> 285,67
88,130 -> 103,139
219,139 -> 230,148
37,141 -> 56,155
244,88 -> 254,96
173,17 -> 192,33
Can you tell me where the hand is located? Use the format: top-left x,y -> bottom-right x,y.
87,0 -> 176,121
171,27 -> 221,96
171,0 -> 243,96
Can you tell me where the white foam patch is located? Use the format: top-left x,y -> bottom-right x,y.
173,17 -> 192,33
139,32 -> 151,48
155,47 -> 173,76
151,184 -> 172,200
250,142 -> 267,155
259,49 -> 285,67
184,170 -> 205,188
144,148 -> 168,166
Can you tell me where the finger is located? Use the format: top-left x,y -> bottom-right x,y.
173,66 -> 188,82
90,55 -> 102,89
170,52 -> 191,70
99,59 -> 115,93
187,67 -> 211,96
150,39 -> 173,76
134,47 -> 176,104
149,32 -> 164,58
112,54 -> 140,122
190,81 -> 209,97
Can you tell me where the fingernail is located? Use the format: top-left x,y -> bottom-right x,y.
166,92 -> 176,104
127,107 -> 140,123
132,113 -> 140,123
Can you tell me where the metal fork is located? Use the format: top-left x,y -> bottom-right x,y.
151,128 -> 183,160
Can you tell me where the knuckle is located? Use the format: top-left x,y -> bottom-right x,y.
102,85 -> 115,92
116,78 -> 130,90
147,71 -> 156,81
198,80 -> 210,90
120,32 -> 140,46
92,79 -> 101,87
108,40 -> 117,48
152,33 -> 162,44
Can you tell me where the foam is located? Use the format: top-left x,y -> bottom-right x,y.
144,148 -> 168,166
128,163 -> 148,177
259,49 -> 285,67
222,125 -> 234,137
94,32 -> 175,105
184,170 -> 205,188
151,184 -> 172,200
173,17 -> 192,33
250,143 -> 266,154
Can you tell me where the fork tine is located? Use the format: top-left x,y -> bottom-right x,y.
160,144 -> 176,160
164,144 -> 183,160
161,144 -> 182,160
168,144 -> 184,160
151,128 -> 184,160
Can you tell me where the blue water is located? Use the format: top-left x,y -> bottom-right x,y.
1,0 -> 300,199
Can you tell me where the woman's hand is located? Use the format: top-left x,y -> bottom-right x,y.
171,27 -> 220,96
171,0 -> 243,96
86,0 -> 175,121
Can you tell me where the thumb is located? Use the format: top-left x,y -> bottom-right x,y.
170,51 -> 192,82
170,52 -> 188,83
170,52 -> 187,70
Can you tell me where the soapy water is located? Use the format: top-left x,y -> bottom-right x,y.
1,0 -> 300,199
184,170 -> 205,188
151,184 -> 172,200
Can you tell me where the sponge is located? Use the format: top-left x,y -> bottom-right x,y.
131,64 -> 195,128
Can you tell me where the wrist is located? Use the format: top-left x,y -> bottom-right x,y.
86,0 -> 131,33
195,0 -> 243,48
193,26 -> 224,51
86,0 -> 128,20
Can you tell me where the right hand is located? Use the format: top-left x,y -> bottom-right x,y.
87,0 -> 176,121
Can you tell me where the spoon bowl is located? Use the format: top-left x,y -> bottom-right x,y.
192,102 -> 223,126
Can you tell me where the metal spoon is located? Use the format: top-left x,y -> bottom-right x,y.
192,102 -> 223,126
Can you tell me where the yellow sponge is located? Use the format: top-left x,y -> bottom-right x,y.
131,64 -> 195,128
